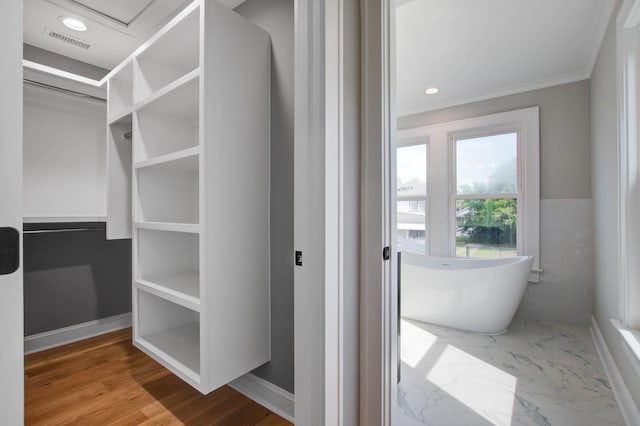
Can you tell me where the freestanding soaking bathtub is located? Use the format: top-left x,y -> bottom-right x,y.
400,252 -> 534,334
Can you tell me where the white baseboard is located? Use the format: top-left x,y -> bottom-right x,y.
24,312 -> 132,355
590,315 -> 640,425
229,372 -> 295,423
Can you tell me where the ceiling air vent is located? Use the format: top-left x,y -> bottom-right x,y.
47,30 -> 91,50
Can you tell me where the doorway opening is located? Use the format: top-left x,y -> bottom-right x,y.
386,1 -> 622,425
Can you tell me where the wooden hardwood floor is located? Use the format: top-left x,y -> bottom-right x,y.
25,328 -> 292,426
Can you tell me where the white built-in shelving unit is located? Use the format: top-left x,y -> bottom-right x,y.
105,0 -> 271,394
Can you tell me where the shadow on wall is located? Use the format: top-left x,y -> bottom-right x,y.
235,0 -> 295,394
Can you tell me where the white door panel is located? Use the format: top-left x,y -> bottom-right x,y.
0,0 -> 24,423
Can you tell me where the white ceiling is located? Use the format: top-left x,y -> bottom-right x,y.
396,0 -> 616,117
24,0 -> 247,70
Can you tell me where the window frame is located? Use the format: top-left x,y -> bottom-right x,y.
396,136 -> 430,255
397,107 -> 540,281
448,129 -> 523,259
442,109 -> 540,282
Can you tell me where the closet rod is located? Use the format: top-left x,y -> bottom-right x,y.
23,79 -> 106,103
24,228 -> 101,234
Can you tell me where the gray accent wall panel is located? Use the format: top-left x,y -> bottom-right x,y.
236,0 -> 295,394
23,222 -> 131,336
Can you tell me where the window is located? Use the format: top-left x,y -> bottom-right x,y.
396,142 -> 428,254
396,107 -> 540,281
453,133 -> 519,259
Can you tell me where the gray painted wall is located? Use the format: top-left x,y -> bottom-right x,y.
23,44 -> 109,80
399,81 -> 595,325
399,80 -> 592,200
236,0 -> 295,394
591,2 -> 640,407
23,223 -> 131,336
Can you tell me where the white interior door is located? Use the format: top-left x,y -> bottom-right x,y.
0,0 -> 24,423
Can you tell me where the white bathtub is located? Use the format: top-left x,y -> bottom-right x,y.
400,252 -> 534,334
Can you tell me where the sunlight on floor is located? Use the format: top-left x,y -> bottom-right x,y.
425,344 -> 517,423
401,319 -> 438,368
398,319 -> 624,426
400,318 -> 517,424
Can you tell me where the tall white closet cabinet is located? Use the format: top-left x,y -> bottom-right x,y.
105,0 -> 271,394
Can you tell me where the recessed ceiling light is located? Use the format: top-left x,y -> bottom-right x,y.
425,87 -> 439,95
61,17 -> 88,32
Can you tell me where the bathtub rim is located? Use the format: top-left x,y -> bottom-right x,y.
401,251 -> 534,272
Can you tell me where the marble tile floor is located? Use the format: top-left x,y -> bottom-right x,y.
397,318 -> 624,426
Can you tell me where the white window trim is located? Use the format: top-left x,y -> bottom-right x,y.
396,136 -> 430,255
398,107 -> 541,281
616,0 -> 640,365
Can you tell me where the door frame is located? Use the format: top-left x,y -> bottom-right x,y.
10,0 -> 362,422
294,0 -> 360,424
0,0 -> 24,423
360,0 -> 396,424
17,0 -> 362,422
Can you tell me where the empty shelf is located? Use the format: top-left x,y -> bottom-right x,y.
108,109 -> 133,127
135,156 -> 199,224
136,288 -> 200,384
135,146 -> 200,170
134,222 -> 200,233
138,322 -> 200,380
135,7 -> 200,102
135,69 -> 200,112
136,271 -> 200,311
134,75 -> 199,162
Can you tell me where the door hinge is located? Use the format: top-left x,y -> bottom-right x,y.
295,250 -> 303,266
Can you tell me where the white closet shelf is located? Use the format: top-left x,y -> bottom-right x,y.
134,146 -> 200,170
108,108 -> 133,126
134,4 -> 200,102
135,272 -> 200,312
134,69 -> 200,113
109,0 -> 270,394
134,221 -> 200,233
136,321 -> 200,383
